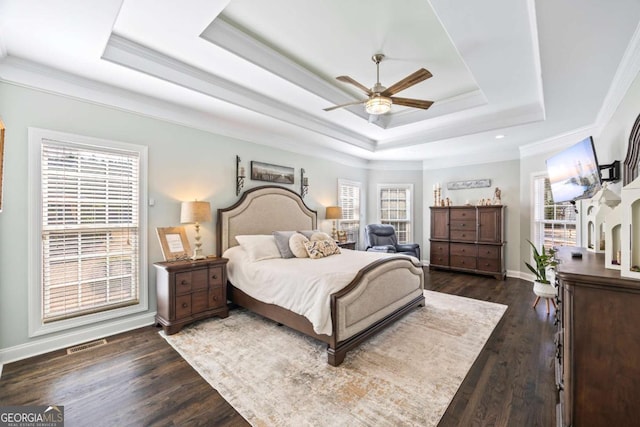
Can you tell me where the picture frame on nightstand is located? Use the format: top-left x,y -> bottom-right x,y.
156,226 -> 192,261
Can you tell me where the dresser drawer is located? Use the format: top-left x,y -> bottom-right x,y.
209,285 -> 225,308
450,243 -> 477,257
209,266 -> 224,286
477,245 -> 500,259
430,242 -> 449,255
477,257 -> 500,272
450,209 -> 476,221
175,294 -> 192,319
450,230 -> 476,242
450,255 -> 477,269
450,220 -> 475,231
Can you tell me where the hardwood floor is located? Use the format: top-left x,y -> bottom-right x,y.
0,270 -> 556,426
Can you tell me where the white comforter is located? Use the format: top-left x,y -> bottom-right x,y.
223,246 -> 404,336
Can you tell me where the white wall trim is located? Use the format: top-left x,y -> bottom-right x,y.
519,125 -> 596,158
0,312 -> 156,366
422,150 -> 520,170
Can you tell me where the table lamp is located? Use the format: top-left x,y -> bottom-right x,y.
325,206 -> 343,240
181,200 -> 212,260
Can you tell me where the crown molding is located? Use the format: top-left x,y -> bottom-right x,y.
422,149 -> 519,170
518,125 -> 596,158
595,21 -> 640,129
102,34 -> 376,151
200,17 -> 372,122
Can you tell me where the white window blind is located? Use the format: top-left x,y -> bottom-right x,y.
338,180 -> 361,244
41,140 -> 140,323
533,174 -> 577,249
378,184 -> 412,244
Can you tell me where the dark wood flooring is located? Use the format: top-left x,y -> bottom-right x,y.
0,270 -> 556,426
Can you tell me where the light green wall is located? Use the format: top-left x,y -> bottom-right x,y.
0,82 -> 367,352
423,159 -> 521,274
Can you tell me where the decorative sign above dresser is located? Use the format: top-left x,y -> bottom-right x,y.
447,179 -> 491,190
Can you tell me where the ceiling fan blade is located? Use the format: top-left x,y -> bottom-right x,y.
381,68 -> 432,97
390,97 -> 434,110
323,99 -> 368,112
336,76 -> 372,95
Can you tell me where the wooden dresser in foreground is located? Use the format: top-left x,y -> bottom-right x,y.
154,257 -> 229,335
429,205 -> 506,279
555,247 -> 640,426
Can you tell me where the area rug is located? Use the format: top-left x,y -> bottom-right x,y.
161,290 -> 507,426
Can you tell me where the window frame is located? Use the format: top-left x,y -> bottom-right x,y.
337,178 -> 363,248
376,183 -> 413,244
28,128 -> 148,337
531,171 -> 581,251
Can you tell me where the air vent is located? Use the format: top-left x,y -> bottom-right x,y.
66,339 -> 108,355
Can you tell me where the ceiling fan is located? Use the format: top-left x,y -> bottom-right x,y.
324,54 -> 434,115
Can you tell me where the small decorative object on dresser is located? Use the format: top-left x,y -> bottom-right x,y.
154,257 -> 229,335
156,226 -> 192,261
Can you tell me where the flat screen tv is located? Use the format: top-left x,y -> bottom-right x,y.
546,136 -> 602,203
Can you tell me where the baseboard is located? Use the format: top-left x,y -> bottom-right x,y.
0,312 -> 157,368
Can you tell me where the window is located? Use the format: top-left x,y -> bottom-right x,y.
338,179 -> 361,246
532,174 -> 578,250
377,184 -> 413,244
29,128 -> 147,336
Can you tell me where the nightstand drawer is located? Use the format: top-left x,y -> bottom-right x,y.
209,285 -> 224,308
192,290 -> 208,313
175,272 -> 193,295
175,294 -> 192,319
209,267 -> 224,286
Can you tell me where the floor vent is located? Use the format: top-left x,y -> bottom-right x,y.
66,339 -> 108,355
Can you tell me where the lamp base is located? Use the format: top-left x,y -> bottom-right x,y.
191,222 -> 206,260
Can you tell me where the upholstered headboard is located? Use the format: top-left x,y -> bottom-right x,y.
217,186 -> 317,255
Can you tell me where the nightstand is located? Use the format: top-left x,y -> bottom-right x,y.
154,257 -> 229,335
337,241 -> 356,250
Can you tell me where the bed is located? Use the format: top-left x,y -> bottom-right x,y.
217,186 -> 425,366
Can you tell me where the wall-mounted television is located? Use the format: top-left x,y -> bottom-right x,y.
546,136 -> 602,203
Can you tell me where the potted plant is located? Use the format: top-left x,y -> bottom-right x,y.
525,240 -> 558,312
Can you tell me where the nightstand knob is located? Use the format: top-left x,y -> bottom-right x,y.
182,303 -> 188,308
212,295 -> 218,301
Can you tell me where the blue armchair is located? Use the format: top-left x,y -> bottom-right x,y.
365,224 -> 421,259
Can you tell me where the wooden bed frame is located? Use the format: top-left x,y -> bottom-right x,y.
217,186 -> 425,366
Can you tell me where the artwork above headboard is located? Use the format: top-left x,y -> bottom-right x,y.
217,186 -> 317,256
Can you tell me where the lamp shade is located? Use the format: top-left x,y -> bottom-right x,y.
325,206 -> 343,220
181,201 -> 212,224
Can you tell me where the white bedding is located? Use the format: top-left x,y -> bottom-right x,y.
223,246 -> 404,336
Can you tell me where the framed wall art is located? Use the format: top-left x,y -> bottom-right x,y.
156,226 -> 192,261
250,161 -> 294,184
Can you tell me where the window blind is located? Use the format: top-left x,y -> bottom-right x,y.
41,140 -> 140,323
338,180 -> 361,244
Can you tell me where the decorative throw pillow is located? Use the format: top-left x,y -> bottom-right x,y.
272,231 -> 297,258
289,233 -> 310,258
298,229 -> 320,239
304,239 -> 342,259
235,235 -> 282,262
310,231 -> 333,241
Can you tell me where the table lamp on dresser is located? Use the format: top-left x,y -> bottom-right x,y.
181,200 -> 212,260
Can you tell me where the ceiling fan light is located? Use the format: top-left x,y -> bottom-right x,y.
365,96 -> 392,115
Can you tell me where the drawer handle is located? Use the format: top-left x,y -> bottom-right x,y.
212,275 -> 217,280
462,223 -> 466,227
181,280 -> 188,285
462,234 -> 466,237
485,263 -> 490,266
212,295 -> 218,301
461,249 -> 465,253
182,303 -> 188,308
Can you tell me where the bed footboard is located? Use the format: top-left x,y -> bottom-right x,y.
328,256 -> 424,366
